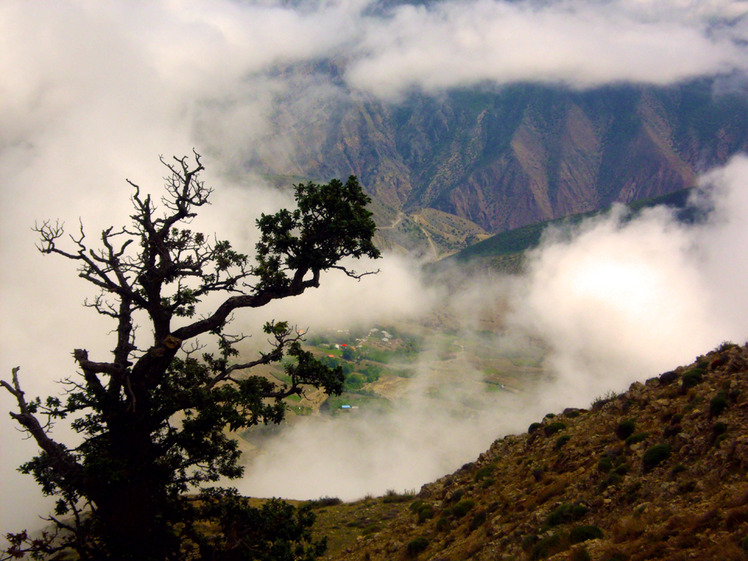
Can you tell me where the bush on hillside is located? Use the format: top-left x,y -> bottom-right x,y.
406,536 -> 429,557
615,419 -> 636,440
544,422 -> 566,436
709,391 -> 728,417
642,443 -> 671,472
569,525 -> 604,544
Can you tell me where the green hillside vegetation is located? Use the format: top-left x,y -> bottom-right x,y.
442,188 -> 696,272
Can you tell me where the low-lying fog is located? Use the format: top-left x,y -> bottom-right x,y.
235,155 -> 748,501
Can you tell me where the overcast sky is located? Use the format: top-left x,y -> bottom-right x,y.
1,0 -> 748,536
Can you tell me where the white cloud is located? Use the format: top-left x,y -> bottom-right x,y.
346,0 -> 748,98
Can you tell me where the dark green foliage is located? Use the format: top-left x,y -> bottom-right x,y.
659,370 -> 679,385
615,419 -> 636,440
448,488 -> 465,504
193,491 -> 327,561
713,421 -> 728,435
382,489 -> 415,503
681,367 -> 705,390
642,443 -> 671,472
741,535 -> 748,554
410,501 -> 435,523
436,516 -> 450,532
529,422 -> 543,433
406,537 -> 429,557
625,432 -> 649,446
449,499 -> 476,519
569,525 -> 603,544
530,532 -> 563,560
308,497 -> 342,508
555,435 -> 571,450
597,456 -> 613,473
544,422 -> 566,436
571,547 -> 592,561
545,503 -> 588,528
417,504 -> 435,523
709,390 -> 728,418
474,464 -> 495,482
469,509 -> 488,531
671,464 -> 687,476
522,534 -> 539,552
0,155 -> 380,561
409,500 -> 426,513
598,472 -> 623,491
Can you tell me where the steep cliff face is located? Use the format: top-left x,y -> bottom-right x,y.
250,78 -> 748,251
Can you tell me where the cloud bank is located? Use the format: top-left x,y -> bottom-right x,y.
2,0 -> 748,537
238,154 -> 748,502
348,0 -> 748,97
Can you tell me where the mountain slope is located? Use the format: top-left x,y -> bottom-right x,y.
251,78 -> 748,256
315,342 -> 748,560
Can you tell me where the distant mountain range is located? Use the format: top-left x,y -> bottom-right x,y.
250,77 -> 748,258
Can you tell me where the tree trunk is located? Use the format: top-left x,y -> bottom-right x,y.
93,414 -> 176,561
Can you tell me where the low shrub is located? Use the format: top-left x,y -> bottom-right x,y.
681,368 -> 704,390
530,533 -> 564,560
598,456 -> 613,473
521,534 -> 539,551
571,547 -> 592,561
625,432 -> 648,446
709,391 -> 728,418
544,422 -> 566,436
308,496 -> 342,508
416,504 -> 435,523
598,472 -> 622,491
642,443 -> 671,472
469,509 -> 487,531
740,535 -> 748,554
475,465 -> 494,482
670,464 -> 687,476
569,525 -> 604,544
409,500 -> 426,513
447,488 -> 465,504
449,499 -> 476,519
659,370 -> 679,385
406,536 -> 429,557
383,489 -> 415,503
615,419 -> 636,440
545,502 -> 588,527
529,422 -> 543,433
555,435 -> 571,450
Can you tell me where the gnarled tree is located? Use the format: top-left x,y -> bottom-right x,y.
1,152 -> 380,561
